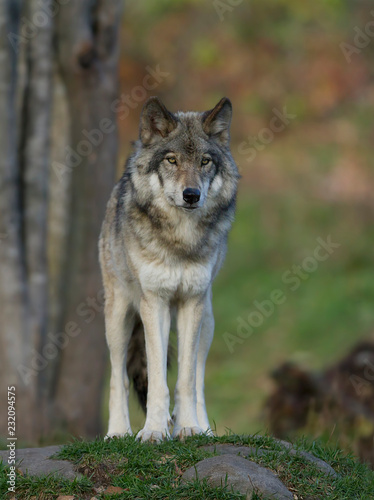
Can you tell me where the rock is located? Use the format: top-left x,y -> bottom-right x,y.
182,455 -> 293,499
202,443 -> 268,458
276,439 -> 337,477
202,441 -> 337,478
56,497 -> 75,500
0,446 -> 81,481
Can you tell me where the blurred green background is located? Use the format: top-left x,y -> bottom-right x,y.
106,0 -> 374,441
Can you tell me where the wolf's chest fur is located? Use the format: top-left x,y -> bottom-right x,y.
125,198 -> 225,298
124,209 -> 220,298
135,251 -> 216,297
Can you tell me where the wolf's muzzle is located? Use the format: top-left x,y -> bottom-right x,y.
183,188 -> 200,205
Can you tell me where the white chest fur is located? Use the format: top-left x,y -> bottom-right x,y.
137,254 -> 215,297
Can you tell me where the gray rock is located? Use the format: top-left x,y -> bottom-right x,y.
276,439 -> 337,477
0,445 -> 81,480
202,441 -> 337,478
202,443 -> 268,458
182,454 -> 293,499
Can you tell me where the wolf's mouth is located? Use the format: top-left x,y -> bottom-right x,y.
182,206 -> 198,211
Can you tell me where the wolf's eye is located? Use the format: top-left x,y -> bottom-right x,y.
201,158 -> 210,166
167,157 -> 177,164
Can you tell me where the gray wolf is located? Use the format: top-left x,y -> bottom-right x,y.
99,96 -> 239,442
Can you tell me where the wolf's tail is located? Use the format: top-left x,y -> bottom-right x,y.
126,315 -> 173,413
127,317 -> 148,412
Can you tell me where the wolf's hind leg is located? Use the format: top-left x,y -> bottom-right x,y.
105,283 -> 134,438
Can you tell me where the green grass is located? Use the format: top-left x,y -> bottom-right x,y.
1,434 -> 373,499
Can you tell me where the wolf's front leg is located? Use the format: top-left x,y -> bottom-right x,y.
137,293 -> 171,443
172,294 -> 206,439
105,284 -> 134,438
196,290 -> 215,436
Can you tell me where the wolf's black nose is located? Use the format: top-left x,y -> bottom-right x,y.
183,188 -> 200,204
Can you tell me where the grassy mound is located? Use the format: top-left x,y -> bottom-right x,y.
1,433 -> 373,499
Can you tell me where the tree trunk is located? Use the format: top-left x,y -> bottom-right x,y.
0,0 -> 54,442
19,0 -> 54,434
0,0 -> 122,443
0,0 -> 31,436
52,0 -> 121,437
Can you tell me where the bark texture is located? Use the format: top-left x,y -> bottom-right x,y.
0,0 -> 122,443
53,0 -> 121,437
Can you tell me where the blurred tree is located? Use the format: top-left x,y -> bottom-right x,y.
0,0 -> 122,443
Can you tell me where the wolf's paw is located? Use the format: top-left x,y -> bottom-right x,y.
105,429 -> 133,441
137,428 -> 170,443
172,425 -> 204,440
200,426 -> 214,437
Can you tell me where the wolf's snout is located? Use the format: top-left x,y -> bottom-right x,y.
183,188 -> 200,205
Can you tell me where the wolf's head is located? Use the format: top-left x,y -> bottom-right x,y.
132,97 -> 238,214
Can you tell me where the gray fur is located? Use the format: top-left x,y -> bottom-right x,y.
99,97 -> 239,440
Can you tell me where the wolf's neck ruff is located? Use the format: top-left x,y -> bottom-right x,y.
118,174 -> 234,263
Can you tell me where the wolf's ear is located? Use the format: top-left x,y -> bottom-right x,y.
202,97 -> 232,146
139,97 -> 178,145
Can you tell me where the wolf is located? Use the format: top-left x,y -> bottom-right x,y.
99,96 -> 239,442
